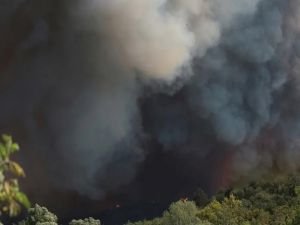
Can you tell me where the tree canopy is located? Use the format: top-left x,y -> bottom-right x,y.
128,175 -> 300,225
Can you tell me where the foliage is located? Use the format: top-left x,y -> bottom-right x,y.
69,218 -> 101,225
17,204 -> 58,225
127,200 -> 212,225
197,175 -> 300,225
127,175 -> 300,225
17,205 -> 101,225
198,195 -> 253,225
192,188 -> 209,208
0,135 -> 30,217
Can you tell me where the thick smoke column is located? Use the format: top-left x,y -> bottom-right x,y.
1,0 -> 300,206
72,0 -> 222,80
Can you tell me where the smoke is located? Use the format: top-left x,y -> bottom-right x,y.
142,0 -> 300,186
187,0 -> 300,183
72,0 -> 193,80
2,0 -> 300,205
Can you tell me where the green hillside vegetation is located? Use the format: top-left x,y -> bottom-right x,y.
128,175 -> 300,225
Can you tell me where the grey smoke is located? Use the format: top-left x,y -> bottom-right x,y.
1,0 -> 300,201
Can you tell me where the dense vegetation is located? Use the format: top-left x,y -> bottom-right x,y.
127,175 -> 300,225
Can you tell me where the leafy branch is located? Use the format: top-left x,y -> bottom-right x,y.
0,134 -> 30,217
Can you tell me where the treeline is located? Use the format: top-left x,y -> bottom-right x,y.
128,175 -> 300,225
5,175 -> 300,225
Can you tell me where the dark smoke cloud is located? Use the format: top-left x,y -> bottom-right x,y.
1,0 -> 300,205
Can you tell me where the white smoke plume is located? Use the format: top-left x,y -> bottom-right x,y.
70,0 -> 262,81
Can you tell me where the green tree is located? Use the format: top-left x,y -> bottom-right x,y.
69,218 -> 101,225
198,195 -> 253,225
272,205 -> 297,225
17,204 -> 58,225
127,201 -> 211,225
0,134 -> 30,217
18,205 -> 102,225
193,188 -> 209,208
